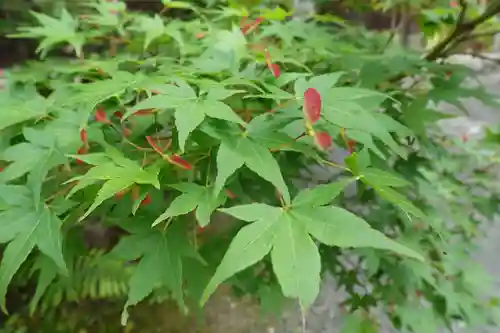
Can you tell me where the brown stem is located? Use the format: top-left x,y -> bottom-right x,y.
425,0 -> 500,61
385,0 -> 500,86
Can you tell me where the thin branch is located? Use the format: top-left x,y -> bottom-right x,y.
424,0 -> 470,61
457,0 -> 468,26
464,51 -> 500,64
381,0 -> 500,87
463,29 -> 500,39
442,29 -> 500,55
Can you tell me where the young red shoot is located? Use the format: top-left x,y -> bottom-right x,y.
303,88 -> 322,125
76,146 -> 88,165
270,63 -> 280,79
347,139 -> 356,154
195,32 -> 206,39
241,17 -> 264,35
95,107 -> 110,124
115,189 -> 127,200
239,16 -> 248,29
224,189 -> 237,199
145,136 -> 165,155
134,108 -> 154,116
122,127 -> 132,137
264,49 -> 281,78
165,154 -> 192,170
141,193 -> 152,206
314,131 -> 333,151
80,128 -> 88,144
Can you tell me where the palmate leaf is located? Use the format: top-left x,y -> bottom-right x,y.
356,167 -> 427,221
57,72 -> 144,124
200,180 -> 423,307
213,135 -> 290,203
66,150 -> 160,221
0,92 -> 50,131
125,80 -> 245,151
9,9 -> 84,58
346,154 -> 427,221
153,183 -> 226,227
110,222 -> 195,325
0,127 -> 66,184
29,254 -> 58,315
0,186 -> 67,309
135,15 -> 166,50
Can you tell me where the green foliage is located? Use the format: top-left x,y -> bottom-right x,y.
1,0 -> 500,332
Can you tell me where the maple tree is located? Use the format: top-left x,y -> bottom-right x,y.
2,0 -> 500,332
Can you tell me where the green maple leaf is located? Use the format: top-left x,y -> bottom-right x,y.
0,91 -> 50,131
125,80 -> 245,151
133,15 -> 166,50
66,147 -> 160,221
110,222 -> 197,325
294,72 -> 345,98
29,254 -> 58,315
85,0 -> 126,27
361,170 -> 426,220
9,9 -> 84,58
153,183 -> 226,227
58,71 -> 144,123
260,21 -> 309,46
0,127 -> 65,183
402,97 -> 452,136
213,134 -> 291,204
345,154 -> 427,221
0,185 -> 68,309
200,180 -> 423,307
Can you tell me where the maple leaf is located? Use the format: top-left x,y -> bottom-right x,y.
200,179 -> 423,307
9,9 -> 84,58
125,79 -> 245,151
110,221 -> 200,325
0,185 -> 68,309
66,145 -> 160,221
153,183 -> 226,227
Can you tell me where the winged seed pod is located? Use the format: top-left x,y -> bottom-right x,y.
303,88 -> 322,125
